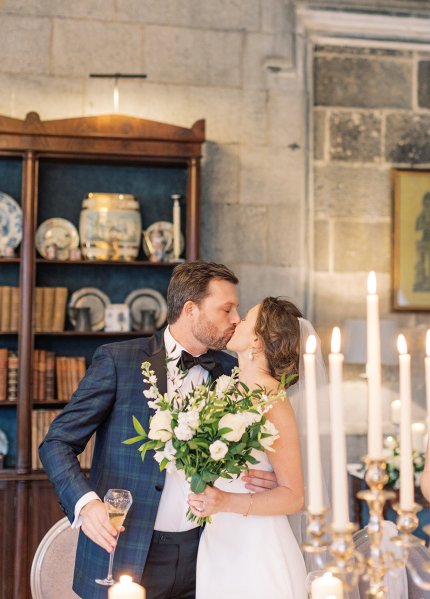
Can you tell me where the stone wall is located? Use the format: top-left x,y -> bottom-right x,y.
313,43 -> 430,415
0,0 -> 308,314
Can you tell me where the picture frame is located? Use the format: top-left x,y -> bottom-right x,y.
392,168 -> 430,311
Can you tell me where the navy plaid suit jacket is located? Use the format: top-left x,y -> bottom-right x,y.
39,330 -> 237,599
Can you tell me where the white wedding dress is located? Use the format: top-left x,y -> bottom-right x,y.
196,449 -> 308,599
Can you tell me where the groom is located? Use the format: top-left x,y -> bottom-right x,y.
40,261 -> 277,599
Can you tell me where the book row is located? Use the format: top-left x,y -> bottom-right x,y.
0,348 -> 87,402
0,286 -> 68,332
32,409 -> 95,470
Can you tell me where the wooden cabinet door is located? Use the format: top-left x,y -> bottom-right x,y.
28,479 -> 65,565
0,480 -> 17,599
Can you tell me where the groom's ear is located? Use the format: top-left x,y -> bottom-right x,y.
183,300 -> 196,319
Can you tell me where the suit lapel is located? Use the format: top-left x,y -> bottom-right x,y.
142,328 -> 167,396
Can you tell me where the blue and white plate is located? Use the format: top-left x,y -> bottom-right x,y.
0,192 -> 22,248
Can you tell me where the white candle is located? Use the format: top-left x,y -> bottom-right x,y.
108,575 -> 145,599
172,195 -> 181,260
411,422 -> 426,453
367,271 -> 383,458
397,334 -> 414,510
329,327 -> 349,530
391,399 -> 401,425
425,330 -> 430,442
311,572 -> 343,599
303,334 -> 324,513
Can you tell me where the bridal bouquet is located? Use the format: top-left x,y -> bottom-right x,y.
123,361 -> 287,524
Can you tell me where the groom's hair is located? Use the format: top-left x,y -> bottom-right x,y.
167,261 -> 239,324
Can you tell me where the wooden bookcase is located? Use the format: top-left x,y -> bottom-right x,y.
0,112 -> 205,599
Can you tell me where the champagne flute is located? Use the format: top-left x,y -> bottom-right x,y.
95,488 -> 133,586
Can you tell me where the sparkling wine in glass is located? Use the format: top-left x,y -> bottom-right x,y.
95,488 -> 133,586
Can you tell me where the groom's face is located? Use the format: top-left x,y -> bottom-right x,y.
190,279 -> 240,350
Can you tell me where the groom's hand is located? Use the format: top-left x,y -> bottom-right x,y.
81,499 -> 122,553
242,469 -> 278,492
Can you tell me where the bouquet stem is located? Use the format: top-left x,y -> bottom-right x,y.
186,507 -> 211,526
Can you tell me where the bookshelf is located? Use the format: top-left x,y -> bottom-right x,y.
0,112 -> 204,599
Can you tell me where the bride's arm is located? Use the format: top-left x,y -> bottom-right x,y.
188,399 -> 304,517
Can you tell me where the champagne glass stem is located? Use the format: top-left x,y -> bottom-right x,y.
106,531 -> 120,583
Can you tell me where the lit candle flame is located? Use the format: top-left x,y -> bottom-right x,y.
331,326 -> 341,354
306,334 -> 317,354
397,334 -> 408,355
426,330 -> 430,357
367,271 -> 376,295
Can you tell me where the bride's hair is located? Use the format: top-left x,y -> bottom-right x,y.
255,297 -> 303,384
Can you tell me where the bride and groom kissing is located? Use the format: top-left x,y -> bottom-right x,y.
40,260 -> 316,598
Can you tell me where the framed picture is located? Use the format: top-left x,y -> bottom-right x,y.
392,169 -> 430,311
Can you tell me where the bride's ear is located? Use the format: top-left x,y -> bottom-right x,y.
251,335 -> 263,350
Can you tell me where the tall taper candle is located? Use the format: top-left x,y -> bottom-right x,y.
425,330 -> 430,442
367,271 -> 382,458
303,334 -> 324,513
329,327 -> 349,530
397,334 -> 414,511
172,194 -> 181,260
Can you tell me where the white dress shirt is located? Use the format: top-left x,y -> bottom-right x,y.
72,327 -> 209,531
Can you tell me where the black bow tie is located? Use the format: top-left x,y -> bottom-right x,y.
178,350 -> 217,373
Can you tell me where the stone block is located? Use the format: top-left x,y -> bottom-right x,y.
202,142 -> 240,205
237,264 -> 306,313
314,220 -> 329,272
333,221 -> 390,273
313,109 -> 326,161
314,165 -> 390,219
115,0 -> 260,30
314,56 -> 412,109
0,15 -> 51,74
2,0 -> 115,19
200,204 -> 267,265
267,85 -> 305,148
242,33 -> 278,91
385,113 -> 430,163
418,61 -> 430,108
314,45 -> 412,59
267,204 -> 305,267
314,272 -> 391,326
0,73 -> 84,119
240,145 -> 305,206
239,91 -> 268,146
143,26 -> 242,88
52,19 -> 142,77
329,111 -> 381,163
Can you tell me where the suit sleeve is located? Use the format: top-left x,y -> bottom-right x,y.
39,344 -> 117,522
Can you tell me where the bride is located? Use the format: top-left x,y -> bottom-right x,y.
188,296 -> 317,599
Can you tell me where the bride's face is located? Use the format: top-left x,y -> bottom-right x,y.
226,304 -> 260,353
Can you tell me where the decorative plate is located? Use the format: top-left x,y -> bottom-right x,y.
142,221 -> 185,258
36,218 -> 79,260
0,429 -> 8,455
68,287 -> 111,332
0,192 -> 22,248
124,288 -> 168,331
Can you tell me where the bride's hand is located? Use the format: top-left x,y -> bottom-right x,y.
188,486 -> 228,517
242,469 -> 278,492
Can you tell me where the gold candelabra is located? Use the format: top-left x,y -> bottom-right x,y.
304,455 -> 430,598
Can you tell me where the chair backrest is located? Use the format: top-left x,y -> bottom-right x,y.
405,543 -> 430,599
30,516 -> 80,599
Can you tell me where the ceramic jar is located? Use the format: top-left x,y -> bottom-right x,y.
79,193 -> 142,261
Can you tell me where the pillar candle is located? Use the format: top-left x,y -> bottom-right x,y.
411,422 -> 426,453
303,334 -> 324,513
172,195 -> 181,260
108,576 -> 145,599
311,572 -> 343,599
390,399 -> 401,426
425,330 -> 430,443
397,334 -> 414,511
367,271 -> 382,458
329,327 -> 349,530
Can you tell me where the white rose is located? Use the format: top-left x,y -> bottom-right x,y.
174,422 -> 194,441
164,439 -> 177,461
148,410 -> 173,442
260,420 -> 280,451
242,411 -> 262,426
143,387 -> 158,400
218,413 -> 247,442
215,374 -> 233,396
209,440 -> 229,461
384,435 -> 397,451
185,409 -> 200,430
